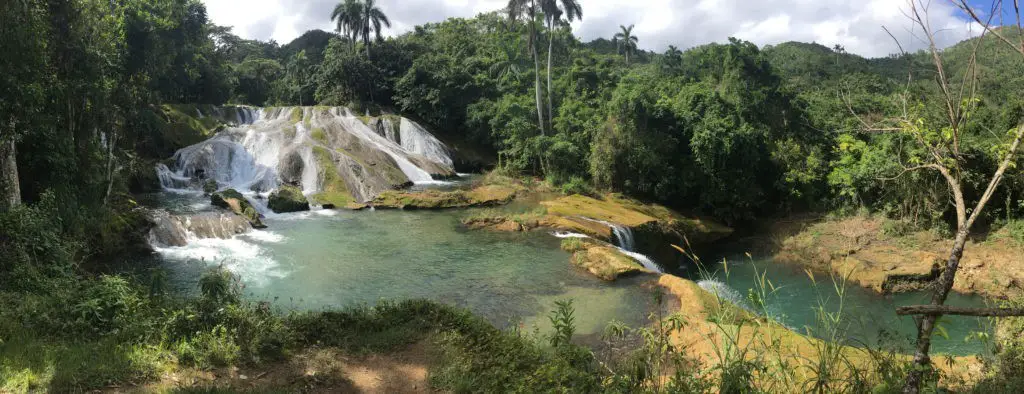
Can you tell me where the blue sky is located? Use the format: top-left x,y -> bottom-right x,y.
201,0 -> 1001,57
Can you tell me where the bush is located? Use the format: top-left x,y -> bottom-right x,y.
174,325 -> 241,369
558,176 -> 598,198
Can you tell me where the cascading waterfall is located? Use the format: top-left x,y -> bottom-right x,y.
580,217 -> 663,273
331,108 -> 436,183
398,118 -> 455,168
156,106 -> 456,205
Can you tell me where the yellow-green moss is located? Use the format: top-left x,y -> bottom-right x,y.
309,146 -> 356,208
290,107 -> 303,124
311,128 -> 327,144
372,185 -> 516,209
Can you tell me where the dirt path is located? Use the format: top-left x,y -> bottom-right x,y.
116,341 -> 435,393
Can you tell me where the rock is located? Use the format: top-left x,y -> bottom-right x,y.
211,189 -> 266,229
372,185 -> 516,209
202,179 -> 218,194
268,185 -> 310,213
561,238 -> 648,281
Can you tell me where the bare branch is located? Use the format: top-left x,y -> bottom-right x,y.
897,305 -> 1024,316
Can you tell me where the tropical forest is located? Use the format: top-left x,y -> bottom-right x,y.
5,0 -> 1024,392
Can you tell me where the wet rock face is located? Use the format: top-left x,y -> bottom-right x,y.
156,107 -> 458,205
268,185 -> 310,213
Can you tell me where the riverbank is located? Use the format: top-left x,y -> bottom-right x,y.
735,215 -> 1024,300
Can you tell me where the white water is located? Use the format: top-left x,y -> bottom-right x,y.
579,217 -> 663,273
157,106 -> 455,206
551,231 -> 590,238
329,108 -> 435,183
697,279 -> 751,310
153,235 -> 286,286
398,118 -> 455,168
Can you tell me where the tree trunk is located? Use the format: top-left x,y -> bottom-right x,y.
531,18 -> 545,136
546,19 -> 554,134
0,136 -> 21,212
903,229 -> 968,393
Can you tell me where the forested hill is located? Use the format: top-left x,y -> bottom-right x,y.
3,0 -> 1024,233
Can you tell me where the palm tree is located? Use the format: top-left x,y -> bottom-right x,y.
662,45 -> 682,74
358,0 -> 391,59
613,24 -> 638,65
330,0 -> 361,53
507,0 -> 546,135
540,0 -> 581,132
490,38 -> 525,85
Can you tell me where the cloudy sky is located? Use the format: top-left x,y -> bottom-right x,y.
201,0 -> 998,58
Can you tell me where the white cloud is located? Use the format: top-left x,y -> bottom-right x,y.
200,0 -> 983,57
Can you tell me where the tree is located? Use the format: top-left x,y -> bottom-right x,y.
613,24 -> 638,65
358,0 -> 391,59
330,0 -> 362,53
541,0 -> 582,132
285,50 -> 313,105
507,0 -> 547,135
864,2 -> 1024,391
661,45 -> 683,74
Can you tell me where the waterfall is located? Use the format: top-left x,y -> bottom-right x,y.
156,106 -> 456,203
398,118 -> 455,168
331,108 -> 435,183
580,217 -> 663,273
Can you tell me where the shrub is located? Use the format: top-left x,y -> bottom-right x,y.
174,325 -> 241,369
559,176 -> 598,198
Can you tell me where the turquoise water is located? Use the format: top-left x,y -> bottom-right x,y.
144,190 -> 990,354
679,256 -> 990,356
147,192 -> 657,335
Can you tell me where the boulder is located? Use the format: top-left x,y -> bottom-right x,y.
561,238 -> 648,281
211,189 -> 267,229
268,185 -> 310,213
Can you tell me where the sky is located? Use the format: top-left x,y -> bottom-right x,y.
200,0 -> 1005,58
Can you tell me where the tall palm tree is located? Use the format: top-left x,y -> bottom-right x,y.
507,0 -> 546,135
540,0 -> 581,132
330,0 -> 362,53
661,45 -> 682,74
613,24 -> 638,65
358,0 -> 391,59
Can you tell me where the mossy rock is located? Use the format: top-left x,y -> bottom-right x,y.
372,185 -> 516,210
268,185 -> 310,213
211,189 -> 266,228
203,179 -> 218,194
561,238 -> 647,281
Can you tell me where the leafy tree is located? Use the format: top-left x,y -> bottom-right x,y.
613,24 -> 638,65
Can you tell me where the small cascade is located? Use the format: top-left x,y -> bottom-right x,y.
697,280 -> 749,309
148,210 -> 251,247
581,217 -> 663,273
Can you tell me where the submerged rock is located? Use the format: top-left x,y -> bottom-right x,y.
268,185 -> 310,213
212,189 -> 266,229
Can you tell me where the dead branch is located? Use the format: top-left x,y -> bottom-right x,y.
897,305 -> 1024,316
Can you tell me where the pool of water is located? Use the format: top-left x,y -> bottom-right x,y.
145,191 -> 657,336
676,256 -> 991,356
